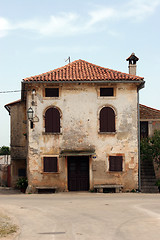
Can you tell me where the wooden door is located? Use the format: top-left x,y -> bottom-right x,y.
68,156 -> 89,191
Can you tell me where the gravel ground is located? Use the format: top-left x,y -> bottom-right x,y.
1,188 -> 160,240
0,188 -> 20,239
0,212 -> 18,240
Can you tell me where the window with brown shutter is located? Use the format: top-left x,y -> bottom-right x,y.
45,107 -> 60,133
45,88 -> 59,97
43,157 -> 58,172
100,107 -> 115,132
100,88 -> 114,96
109,156 -> 123,171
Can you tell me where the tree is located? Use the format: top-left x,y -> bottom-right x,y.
0,146 -> 10,155
140,130 -> 160,167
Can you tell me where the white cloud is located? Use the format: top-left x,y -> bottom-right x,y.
125,0 -> 160,21
0,17 -> 11,37
17,13 -> 79,36
0,0 -> 159,38
89,0 -> 160,23
88,7 -> 116,26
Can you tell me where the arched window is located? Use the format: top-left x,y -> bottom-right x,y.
45,107 -> 60,133
100,107 -> 115,132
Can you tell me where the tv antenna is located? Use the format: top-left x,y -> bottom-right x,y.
65,56 -> 71,63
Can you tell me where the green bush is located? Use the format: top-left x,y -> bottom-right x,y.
140,130 -> 160,167
0,146 -> 10,155
16,177 -> 28,190
155,179 -> 160,187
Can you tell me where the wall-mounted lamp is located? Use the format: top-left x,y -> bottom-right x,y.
27,107 -> 34,120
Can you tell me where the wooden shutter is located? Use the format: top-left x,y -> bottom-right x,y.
109,156 -> 122,171
100,107 -> 115,132
44,157 -> 57,172
45,108 -> 60,133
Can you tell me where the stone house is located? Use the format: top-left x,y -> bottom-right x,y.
140,104 -> 160,184
140,104 -> 160,138
5,54 -> 145,193
5,100 -> 27,186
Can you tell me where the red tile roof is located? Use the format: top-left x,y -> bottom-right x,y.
140,104 -> 160,120
4,99 -> 22,113
23,59 -> 144,82
5,99 -> 21,107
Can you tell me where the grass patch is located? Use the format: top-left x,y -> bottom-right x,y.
0,213 -> 18,238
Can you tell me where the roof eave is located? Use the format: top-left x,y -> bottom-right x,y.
22,79 -> 144,84
4,105 -> 10,114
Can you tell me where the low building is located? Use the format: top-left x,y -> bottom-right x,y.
0,155 -> 11,186
140,104 -> 160,138
5,100 -> 27,186
140,104 -> 160,183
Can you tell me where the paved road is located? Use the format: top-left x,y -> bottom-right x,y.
0,192 -> 160,240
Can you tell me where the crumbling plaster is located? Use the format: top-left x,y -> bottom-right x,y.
26,82 -> 139,192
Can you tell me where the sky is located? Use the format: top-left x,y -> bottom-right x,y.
0,0 -> 160,146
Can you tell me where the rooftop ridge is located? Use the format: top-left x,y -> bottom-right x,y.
140,104 -> 160,113
23,59 -> 144,82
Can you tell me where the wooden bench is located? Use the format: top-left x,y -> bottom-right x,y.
36,187 -> 57,193
94,184 -> 123,193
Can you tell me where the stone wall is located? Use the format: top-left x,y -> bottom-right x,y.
9,102 -> 27,186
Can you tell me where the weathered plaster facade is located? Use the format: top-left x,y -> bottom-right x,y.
25,82 -> 139,192
5,100 -> 27,186
5,58 -> 144,192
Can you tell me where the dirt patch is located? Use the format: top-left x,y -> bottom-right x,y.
0,212 -> 18,239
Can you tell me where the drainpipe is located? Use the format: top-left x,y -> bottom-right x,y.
137,87 -> 141,192
126,53 -> 142,191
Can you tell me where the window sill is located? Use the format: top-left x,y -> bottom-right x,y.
43,97 -> 60,100
98,96 -> 116,99
41,172 -> 60,174
98,132 -> 116,135
42,132 -> 62,135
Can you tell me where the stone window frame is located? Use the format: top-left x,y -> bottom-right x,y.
107,154 -> 125,172
97,86 -> 116,99
42,105 -> 62,135
98,104 -> 117,134
43,85 -> 61,99
41,155 -> 60,174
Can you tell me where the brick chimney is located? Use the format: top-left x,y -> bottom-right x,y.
126,53 -> 139,75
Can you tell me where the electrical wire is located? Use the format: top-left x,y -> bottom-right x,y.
0,90 -> 21,94
0,89 -> 32,94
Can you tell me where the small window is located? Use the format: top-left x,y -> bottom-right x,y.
45,88 -> 59,97
44,157 -> 58,172
100,107 -> 115,132
109,156 -> 123,171
30,121 -> 34,129
45,107 -> 60,133
140,121 -> 148,139
100,88 -> 114,96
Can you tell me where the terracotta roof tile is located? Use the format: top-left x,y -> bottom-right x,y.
5,99 -> 21,107
23,59 -> 144,82
4,99 -> 22,113
140,104 -> 160,120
